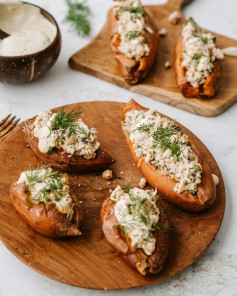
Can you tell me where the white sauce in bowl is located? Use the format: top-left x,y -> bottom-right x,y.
0,1 -> 57,56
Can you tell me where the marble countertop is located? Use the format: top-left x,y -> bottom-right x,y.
0,0 -> 237,295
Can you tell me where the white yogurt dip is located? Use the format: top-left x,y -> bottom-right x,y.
0,0 -> 57,56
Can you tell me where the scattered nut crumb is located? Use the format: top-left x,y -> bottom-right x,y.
109,189 -> 113,193
222,47 -> 237,57
212,174 -> 219,186
168,11 -> 181,25
79,200 -> 83,204
164,61 -> 171,68
146,26 -> 153,34
159,27 -> 167,36
102,169 -> 113,180
107,182 -> 111,185
139,178 -> 147,188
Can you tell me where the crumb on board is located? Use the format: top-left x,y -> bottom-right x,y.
102,169 -> 113,180
159,27 -> 167,36
212,174 -> 219,186
139,177 -> 147,188
164,61 -> 171,68
168,11 -> 181,25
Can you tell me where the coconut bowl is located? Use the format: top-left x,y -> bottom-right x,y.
0,2 -> 61,84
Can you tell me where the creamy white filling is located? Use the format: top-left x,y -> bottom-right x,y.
112,0 -> 151,60
0,1 -> 57,56
33,110 -> 100,159
16,167 -> 74,219
181,19 -> 224,87
123,109 -> 202,194
111,185 -> 159,256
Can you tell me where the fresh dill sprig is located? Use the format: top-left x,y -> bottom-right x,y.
64,0 -> 91,37
122,5 -> 145,15
152,123 -> 183,161
130,123 -> 154,134
125,30 -> 139,41
50,108 -> 82,136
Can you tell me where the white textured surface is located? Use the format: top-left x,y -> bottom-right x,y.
0,0 -> 237,295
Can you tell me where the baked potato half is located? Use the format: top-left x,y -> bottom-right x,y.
174,19 -> 223,98
108,0 -> 159,85
122,99 -> 216,212
100,186 -> 170,275
10,166 -> 82,238
24,110 -> 115,173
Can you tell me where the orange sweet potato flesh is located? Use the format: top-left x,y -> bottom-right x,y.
122,99 -> 216,212
100,196 -> 169,275
10,176 -> 82,238
174,36 -> 221,98
24,118 -> 115,173
108,5 -> 159,85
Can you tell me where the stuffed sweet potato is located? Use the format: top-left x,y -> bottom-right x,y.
174,18 -> 223,98
100,186 -> 169,275
108,0 -> 159,85
24,109 -> 115,173
10,166 -> 82,238
122,99 -> 216,212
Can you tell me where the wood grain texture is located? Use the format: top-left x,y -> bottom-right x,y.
0,101 -> 225,290
69,0 -> 237,117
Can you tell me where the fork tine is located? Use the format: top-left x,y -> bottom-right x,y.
0,118 -> 20,138
0,114 -> 11,126
0,115 -> 16,132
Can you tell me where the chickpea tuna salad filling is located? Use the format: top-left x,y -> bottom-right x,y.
111,185 -> 160,256
123,109 -> 202,194
16,166 -> 74,219
33,109 -> 100,159
111,0 -> 153,60
182,19 -> 224,88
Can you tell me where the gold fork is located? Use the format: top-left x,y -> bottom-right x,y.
0,114 -> 20,141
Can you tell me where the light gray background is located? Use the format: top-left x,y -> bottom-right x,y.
0,0 -> 237,295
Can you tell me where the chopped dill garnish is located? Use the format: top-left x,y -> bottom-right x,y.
152,122 -> 183,161
122,5 -> 145,15
64,0 -> 91,37
189,18 -> 199,32
50,108 -> 82,136
24,164 -> 66,209
125,30 -> 139,41
125,183 -> 132,193
154,224 -> 172,231
193,52 -> 207,67
113,224 -> 129,241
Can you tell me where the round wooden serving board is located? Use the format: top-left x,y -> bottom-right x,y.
0,101 -> 225,290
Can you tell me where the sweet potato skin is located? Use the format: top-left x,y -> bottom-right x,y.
122,99 -> 216,212
10,182 -> 82,238
24,118 -> 115,173
108,5 -> 159,85
100,196 -> 169,275
174,36 -> 221,98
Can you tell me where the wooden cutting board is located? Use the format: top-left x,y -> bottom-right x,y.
69,0 -> 237,117
0,101 -> 225,290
